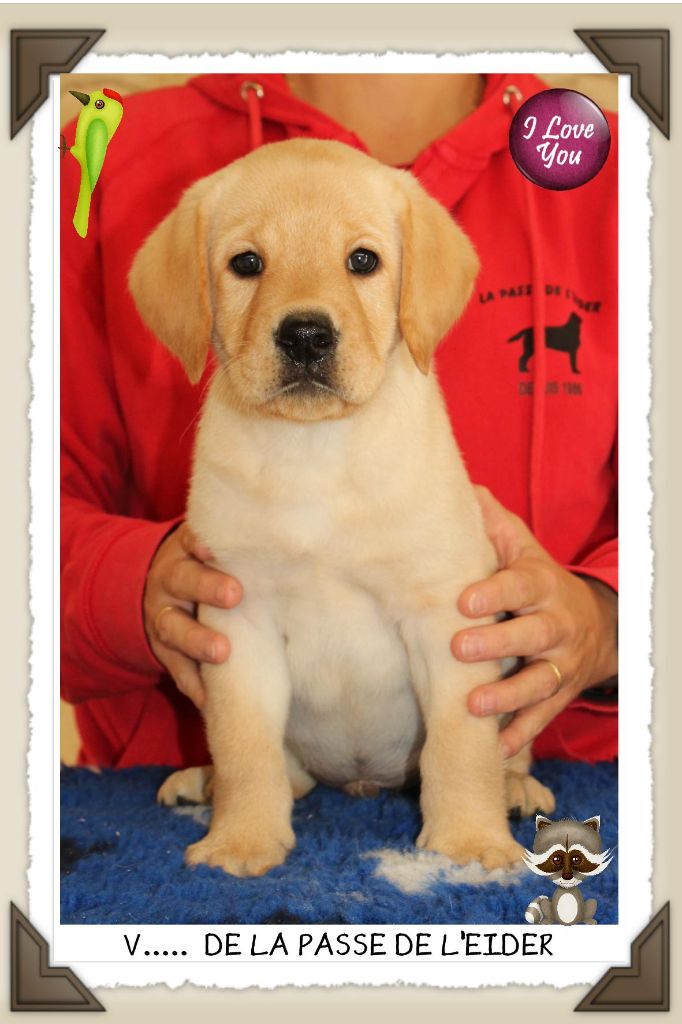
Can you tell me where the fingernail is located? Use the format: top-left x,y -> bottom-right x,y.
204,642 -> 216,661
214,637 -> 230,661
477,693 -> 496,715
460,635 -> 483,659
468,592 -> 487,615
500,742 -> 511,759
222,583 -> 240,605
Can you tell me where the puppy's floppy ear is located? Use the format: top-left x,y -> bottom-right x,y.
397,174 -> 479,374
128,179 -> 212,384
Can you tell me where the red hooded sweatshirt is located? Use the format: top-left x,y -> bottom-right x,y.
60,73 -> 618,768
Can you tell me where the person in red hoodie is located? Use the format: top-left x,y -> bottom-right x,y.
60,73 -> 618,770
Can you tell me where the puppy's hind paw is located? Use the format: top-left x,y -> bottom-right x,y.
505,771 -> 555,817
157,765 -> 213,806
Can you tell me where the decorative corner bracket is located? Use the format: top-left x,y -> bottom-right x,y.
10,903 -> 105,1011
575,903 -> 670,1012
10,29 -> 105,139
575,29 -> 670,138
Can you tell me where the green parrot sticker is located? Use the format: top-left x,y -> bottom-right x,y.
67,88 -> 124,238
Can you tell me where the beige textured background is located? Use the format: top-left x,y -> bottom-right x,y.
58,70 -> 616,764
2,4 -> 680,1021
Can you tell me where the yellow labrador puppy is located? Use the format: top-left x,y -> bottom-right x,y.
129,139 -> 554,878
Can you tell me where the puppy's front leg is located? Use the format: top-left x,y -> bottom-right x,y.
404,612 -> 524,871
186,604 -> 295,878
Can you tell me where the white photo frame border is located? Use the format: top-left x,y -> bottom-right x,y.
32,49 -> 650,990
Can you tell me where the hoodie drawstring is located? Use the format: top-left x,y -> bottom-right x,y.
523,176 -> 548,544
504,85 -> 547,542
241,81 -> 264,151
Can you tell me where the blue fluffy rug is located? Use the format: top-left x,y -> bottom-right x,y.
60,760 -> 617,925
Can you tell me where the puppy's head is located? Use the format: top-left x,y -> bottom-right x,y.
129,139 -> 478,421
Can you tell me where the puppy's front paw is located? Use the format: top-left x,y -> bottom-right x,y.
185,822 -> 295,878
417,826 -> 524,871
505,771 -> 555,817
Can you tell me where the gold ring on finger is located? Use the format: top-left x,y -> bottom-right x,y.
154,604 -> 176,636
542,659 -> 563,689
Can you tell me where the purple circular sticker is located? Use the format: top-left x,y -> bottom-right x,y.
509,89 -> 611,191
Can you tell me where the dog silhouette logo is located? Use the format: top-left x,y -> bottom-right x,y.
508,312 -> 582,374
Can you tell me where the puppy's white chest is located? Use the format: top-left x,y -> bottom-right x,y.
194,485 -> 426,788
266,499 -> 335,555
279,579 -> 422,788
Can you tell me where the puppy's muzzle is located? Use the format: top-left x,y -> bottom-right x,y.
275,314 -> 336,368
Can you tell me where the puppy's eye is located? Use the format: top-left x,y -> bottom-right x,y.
348,248 -> 379,274
230,251 -> 264,277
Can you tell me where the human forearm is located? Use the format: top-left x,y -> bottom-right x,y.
61,500 -> 182,701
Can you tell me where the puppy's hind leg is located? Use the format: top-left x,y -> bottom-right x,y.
285,748 -> 317,799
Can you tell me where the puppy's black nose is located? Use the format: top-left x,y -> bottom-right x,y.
275,315 -> 336,365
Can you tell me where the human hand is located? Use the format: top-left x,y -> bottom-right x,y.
143,522 -> 242,710
451,487 -> 618,758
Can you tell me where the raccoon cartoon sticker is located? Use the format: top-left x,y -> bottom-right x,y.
523,815 -> 614,925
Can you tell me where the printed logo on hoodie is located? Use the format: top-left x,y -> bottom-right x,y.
508,312 -> 582,374
477,281 -> 604,394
